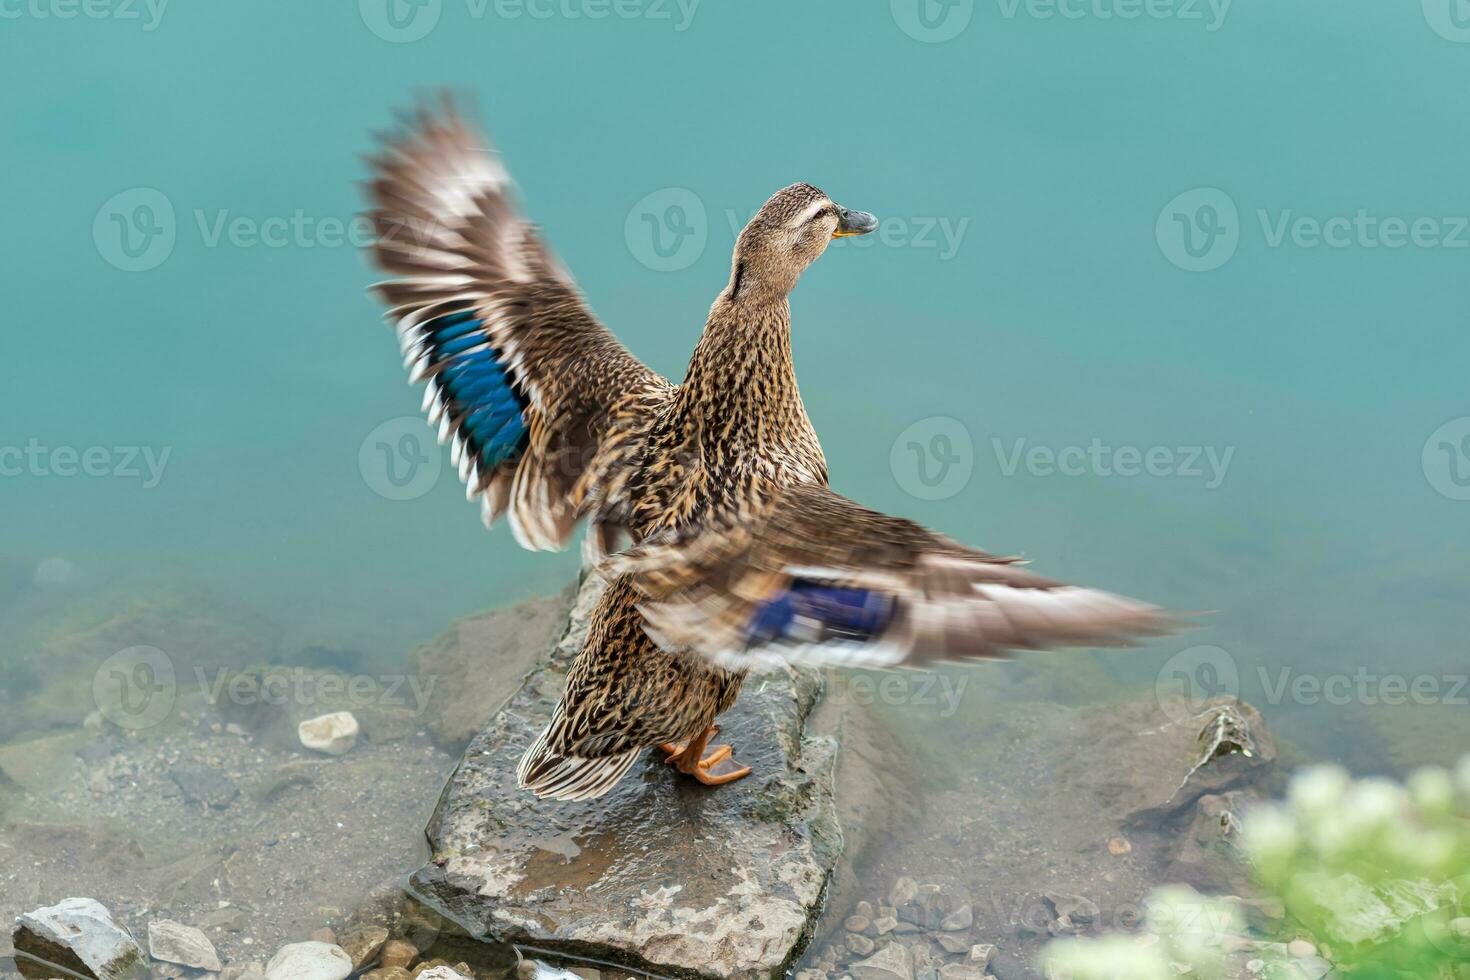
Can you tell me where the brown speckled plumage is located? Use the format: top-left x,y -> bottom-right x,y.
365,99 -> 1171,801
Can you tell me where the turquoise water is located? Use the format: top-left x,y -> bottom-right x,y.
4,0 -> 1470,904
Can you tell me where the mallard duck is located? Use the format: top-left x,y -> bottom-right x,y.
364,99 -> 1169,801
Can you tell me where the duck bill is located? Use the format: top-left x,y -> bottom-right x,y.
833,208 -> 878,238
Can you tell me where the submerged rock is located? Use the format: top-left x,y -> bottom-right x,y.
379,939 -> 418,969
147,919 -> 222,971
335,922 -> 390,969
264,940 -> 353,980
418,968 -> 473,980
411,575 -> 841,980
168,763 -> 240,809
297,712 -> 360,756
850,942 -> 912,980
13,897 -> 148,980
411,587 -> 577,750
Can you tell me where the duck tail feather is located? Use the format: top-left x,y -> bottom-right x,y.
516,727 -> 642,802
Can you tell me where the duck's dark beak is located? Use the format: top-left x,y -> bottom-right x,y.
833,207 -> 878,238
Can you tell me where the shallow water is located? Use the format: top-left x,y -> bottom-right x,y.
3,1 -> 1468,977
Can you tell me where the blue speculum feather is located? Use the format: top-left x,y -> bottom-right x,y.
746,580 -> 895,646
426,311 -> 529,467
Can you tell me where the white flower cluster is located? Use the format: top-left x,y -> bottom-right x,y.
1042,755 -> 1470,979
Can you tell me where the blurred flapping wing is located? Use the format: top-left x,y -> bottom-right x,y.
606,483 -> 1171,669
364,98 -> 668,551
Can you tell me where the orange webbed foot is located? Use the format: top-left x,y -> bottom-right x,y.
658,726 -> 752,787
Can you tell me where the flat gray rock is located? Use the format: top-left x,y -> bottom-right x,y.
147,918 -> 222,971
411,575 -> 841,980
13,897 -> 148,980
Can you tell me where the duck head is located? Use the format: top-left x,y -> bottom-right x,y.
728,183 -> 877,300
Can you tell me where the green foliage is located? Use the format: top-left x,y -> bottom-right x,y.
1042,757 -> 1470,980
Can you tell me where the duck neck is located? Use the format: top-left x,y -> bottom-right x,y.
677,288 -> 807,452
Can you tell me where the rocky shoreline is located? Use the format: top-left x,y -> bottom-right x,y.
4,577 -> 1293,980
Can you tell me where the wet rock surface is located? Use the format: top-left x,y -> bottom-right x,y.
800,681 -> 1280,979
412,576 -> 841,980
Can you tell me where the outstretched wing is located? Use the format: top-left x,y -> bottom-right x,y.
606,483 -> 1171,669
364,98 -> 669,551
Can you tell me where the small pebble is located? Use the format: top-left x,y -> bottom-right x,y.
380,940 -> 418,970
937,965 -> 986,980
1296,956 -> 1332,980
873,916 -> 897,935
1287,939 -> 1317,958
889,877 -> 919,907
362,969 -> 414,980
846,934 -> 875,956
297,711 -> 360,756
940,904 -> 973,931
844,915 -> 871,934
